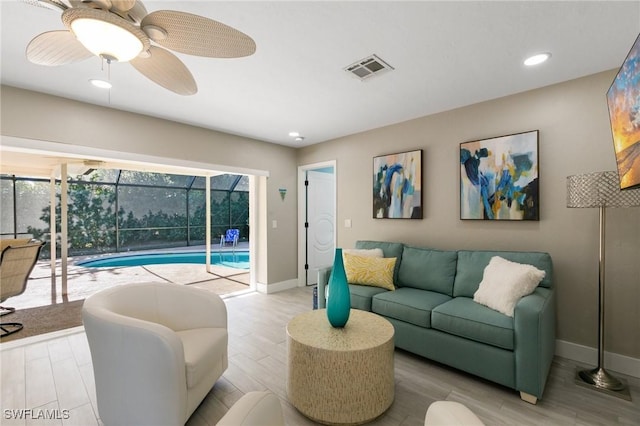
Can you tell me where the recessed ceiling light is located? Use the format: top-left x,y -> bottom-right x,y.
295,136 -> 305,142
524,52 -> 551,66
289,131 -> 300,137
89,79 -> 112,89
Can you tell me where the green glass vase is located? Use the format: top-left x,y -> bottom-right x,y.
326,248 -> 350,328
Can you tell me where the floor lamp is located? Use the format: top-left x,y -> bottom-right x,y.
566,171 -> 640,400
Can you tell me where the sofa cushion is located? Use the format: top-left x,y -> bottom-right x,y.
372,288 -> 451,328
398,246 -> 457,295
349,284 -> 389,311
176,328 -> 228,388
344,253 -> 396,291
432,297 -> 514,350
473,256 -> 546,317
454,250 -> 553,298
355,240 -> 404,284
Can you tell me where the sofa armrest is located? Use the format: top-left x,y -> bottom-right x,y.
514,287 -> 556,400
317,266 -> 333,309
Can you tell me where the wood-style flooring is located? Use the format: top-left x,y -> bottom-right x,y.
1,286 -> 638,425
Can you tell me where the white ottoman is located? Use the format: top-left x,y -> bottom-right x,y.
424,401 -> 484,426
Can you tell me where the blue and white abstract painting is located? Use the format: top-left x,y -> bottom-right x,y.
460,131 -> 539,220
373,150 -> 422,219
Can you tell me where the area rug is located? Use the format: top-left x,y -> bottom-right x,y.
0,300 -> 83,343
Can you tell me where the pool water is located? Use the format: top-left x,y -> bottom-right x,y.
78,251 -> 250,270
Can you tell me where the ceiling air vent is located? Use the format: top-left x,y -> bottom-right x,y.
344,54 -> 394,81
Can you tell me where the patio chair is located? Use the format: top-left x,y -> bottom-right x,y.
220,228 -> 240,249
1,238 -> 32,251
0,240 -> 45,337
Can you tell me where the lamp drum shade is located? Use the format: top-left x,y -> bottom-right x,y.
567,171 -> 640,208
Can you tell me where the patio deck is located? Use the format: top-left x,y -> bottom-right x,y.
8,244 -> 252,310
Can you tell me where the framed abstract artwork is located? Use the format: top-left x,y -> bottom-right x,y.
373,149 -> 422,219
460,130 -> 539,220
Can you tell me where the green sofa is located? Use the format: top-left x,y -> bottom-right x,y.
317,240 -> 555,404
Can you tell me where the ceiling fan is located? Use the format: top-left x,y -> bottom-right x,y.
22,0 -> 257,95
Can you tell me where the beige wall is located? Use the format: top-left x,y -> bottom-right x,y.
3,72 -> 638,358
0,85 -> 298,286
297,70 -> 640,358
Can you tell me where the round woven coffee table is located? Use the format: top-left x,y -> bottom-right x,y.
286,309 -> 394,425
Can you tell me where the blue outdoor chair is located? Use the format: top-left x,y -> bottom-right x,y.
220,229 -> 239,249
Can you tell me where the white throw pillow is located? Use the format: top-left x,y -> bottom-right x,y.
473,256 -> 546,317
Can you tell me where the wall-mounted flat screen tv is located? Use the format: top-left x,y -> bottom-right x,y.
607,33 -> 640,190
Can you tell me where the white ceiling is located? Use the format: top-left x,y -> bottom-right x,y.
1,0 -> 640,150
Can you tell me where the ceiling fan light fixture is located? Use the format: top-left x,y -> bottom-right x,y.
62,8 -> 150,62
30,4 -> 253,95
71,18 -> 143,62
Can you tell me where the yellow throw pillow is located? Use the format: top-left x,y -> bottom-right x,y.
343,253 -> 396,291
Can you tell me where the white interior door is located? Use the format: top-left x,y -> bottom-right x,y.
306,170 -> 335,285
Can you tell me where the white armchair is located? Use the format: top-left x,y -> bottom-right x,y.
82,282 -> 228,426
424,401 -> 485,425
217,391 -> 285,426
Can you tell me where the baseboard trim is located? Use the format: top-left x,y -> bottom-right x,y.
556,339 -> 640,379
256,279 -> 299,294
0,325 -> 85,351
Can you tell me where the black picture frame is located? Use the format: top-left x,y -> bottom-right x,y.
373,149 -> 423,219
460,130 -> 539,220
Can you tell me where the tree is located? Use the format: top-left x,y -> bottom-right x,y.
23,172 -> 250,255
29,182 -> 117,256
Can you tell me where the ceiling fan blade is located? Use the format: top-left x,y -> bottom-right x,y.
141,10 -> 256,58
26,30 -> 93,66
68,0 -> 111,8
130,46 -> 197,96
21,0 -> 68,12
117,0 -> 147,24
111,0 -> 136,12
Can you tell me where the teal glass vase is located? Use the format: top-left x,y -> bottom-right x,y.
326,248 -> 350,328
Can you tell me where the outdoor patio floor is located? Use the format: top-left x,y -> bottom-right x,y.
9,245 -> 251,311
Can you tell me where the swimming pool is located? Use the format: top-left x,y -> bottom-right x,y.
78,251 -> 250,269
